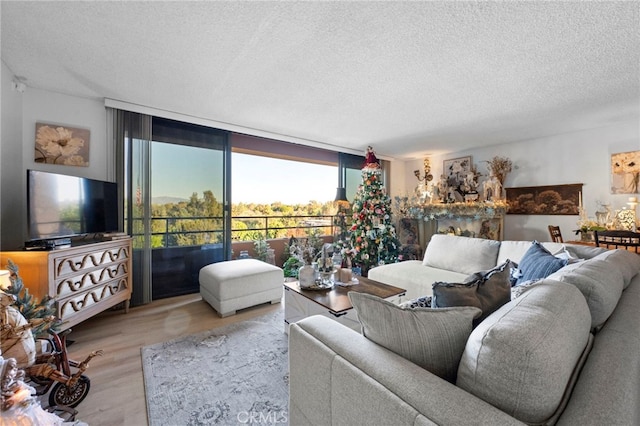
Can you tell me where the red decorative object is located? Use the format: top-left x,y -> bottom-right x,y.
364,146 -> 380,169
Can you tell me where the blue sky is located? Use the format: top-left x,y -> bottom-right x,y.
232,153 -> 337,204
152,144 -> 337,204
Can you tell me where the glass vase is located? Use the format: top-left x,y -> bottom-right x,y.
298,264 -> 316,289
580,231 -> 594,242
265,248 -> 275,265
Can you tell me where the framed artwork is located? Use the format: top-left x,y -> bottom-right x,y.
611,150 -> 640,194
506,183 -> 583,215
398,218 -> 421,260
437,218 -> 502,240
443,156 -> 472,189
398,218 -> 419,246
34,122 -> 90,167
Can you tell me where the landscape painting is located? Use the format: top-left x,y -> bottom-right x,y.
506,183 -> 582,215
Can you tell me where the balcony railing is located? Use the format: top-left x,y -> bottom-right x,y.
128,214 -> 337,248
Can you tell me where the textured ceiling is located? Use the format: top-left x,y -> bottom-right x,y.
2,1 -> 639,159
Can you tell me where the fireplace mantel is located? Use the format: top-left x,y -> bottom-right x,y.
401,201 -> 508,221
398,201 -> 508,241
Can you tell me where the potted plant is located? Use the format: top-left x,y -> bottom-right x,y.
574,220 -> 606,242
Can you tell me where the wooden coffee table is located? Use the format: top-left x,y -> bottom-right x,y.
283,276 -> 406,333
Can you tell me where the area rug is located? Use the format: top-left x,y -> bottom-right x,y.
142,310 -> 289,425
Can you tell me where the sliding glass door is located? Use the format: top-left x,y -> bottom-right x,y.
117,112 -> 230,304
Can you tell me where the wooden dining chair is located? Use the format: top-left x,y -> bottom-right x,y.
594,230 -> 640,253
548,225 -> 563,243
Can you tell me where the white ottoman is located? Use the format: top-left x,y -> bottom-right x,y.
199,259 -> 284,317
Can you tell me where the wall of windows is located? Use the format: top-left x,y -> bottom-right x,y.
115,112 -> 367,304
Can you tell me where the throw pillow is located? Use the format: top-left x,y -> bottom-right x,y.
398,295 -> 432,309
422,234 -> 501,274
349,292 -> 481,383
511,279 -> 544,299
432,259 -> 513,323
552,245 -> 583,264
515,241 -> 568,285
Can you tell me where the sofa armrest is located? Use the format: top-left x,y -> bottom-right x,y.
289,316 -> 525,426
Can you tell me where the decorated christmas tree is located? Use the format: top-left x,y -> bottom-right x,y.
348,146 -> 400,275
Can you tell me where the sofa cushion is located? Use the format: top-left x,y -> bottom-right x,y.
592,249 -> 640,289
368,261 -> 468,300
564,243 -> 608,261
547,258 -> 625,330
516,241 -> 568,284
456,281 -> 592,424
423,234 -> 501,275
432,260 -> 513,323
349,292 -> 481,383
498,240 -> 565,265
557,277 -> 640,425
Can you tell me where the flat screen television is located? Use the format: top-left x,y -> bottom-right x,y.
27,169 -> 119,241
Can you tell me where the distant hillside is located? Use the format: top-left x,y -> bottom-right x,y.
152,196 -> 188,205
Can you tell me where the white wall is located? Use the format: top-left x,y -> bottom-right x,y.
388,158 -> 407,203
0,80 -> 108,249
1,60 -> 25,249
402,121 -> 640,242
22,88 -> 109,181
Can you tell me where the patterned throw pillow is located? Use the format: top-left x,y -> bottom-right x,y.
398,295 -> 432,309
349,292 -> 481,383
511,279 -> 544,299
432,259 -> 514,323
515,241 -> 568,285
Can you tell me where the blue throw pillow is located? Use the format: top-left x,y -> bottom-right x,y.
516,241 -> 568,285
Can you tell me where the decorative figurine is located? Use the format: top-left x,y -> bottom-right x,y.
436,174 -> 448,203
1,355 -> 88,424
364,146 -> 381,169
483,173 -> 502,201
1,291 -> 102,408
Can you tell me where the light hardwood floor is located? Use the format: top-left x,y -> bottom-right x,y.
65,293 -> 281,425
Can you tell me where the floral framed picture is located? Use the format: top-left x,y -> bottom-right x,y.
34,122 -> 90,167
443,156 -> 472,189
611,150 -> 640,194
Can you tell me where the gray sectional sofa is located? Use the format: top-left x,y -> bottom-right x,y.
288,235 -> 640,425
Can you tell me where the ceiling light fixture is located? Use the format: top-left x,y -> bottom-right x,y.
334,187 -> 348,204
335,154 -> 350,206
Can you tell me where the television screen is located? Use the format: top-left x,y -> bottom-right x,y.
27,170 -> 119,241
